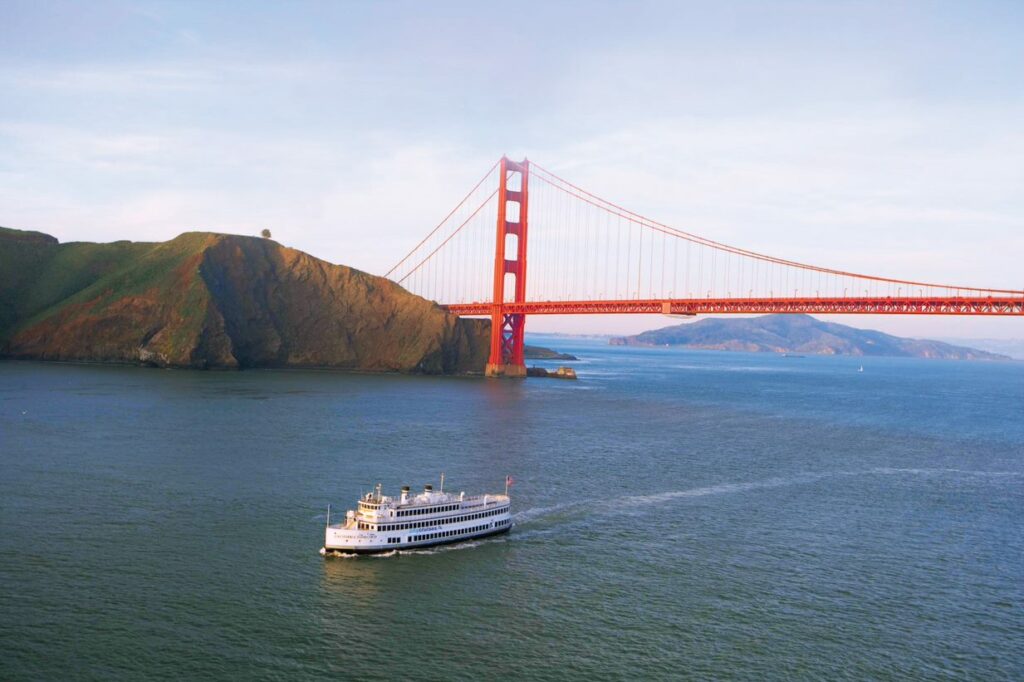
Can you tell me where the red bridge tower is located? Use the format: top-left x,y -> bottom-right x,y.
485,157 -> 530,377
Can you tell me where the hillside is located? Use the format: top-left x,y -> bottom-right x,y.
523,345 -> 578,360
0,227 -> 490,372
610,314 -> 1009,360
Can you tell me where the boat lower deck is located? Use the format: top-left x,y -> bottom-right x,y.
323,524 -> 511,555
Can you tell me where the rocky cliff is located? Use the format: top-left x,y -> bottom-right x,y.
0,227 -> 490,372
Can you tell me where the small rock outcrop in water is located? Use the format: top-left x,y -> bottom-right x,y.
0,226 -> 489,372
526,366 -> 578,379
609,314 -> 1010,360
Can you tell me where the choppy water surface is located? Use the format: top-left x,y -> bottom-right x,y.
2,338 -> 1022,680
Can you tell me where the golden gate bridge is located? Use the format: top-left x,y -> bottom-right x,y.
386,157 -> 1023,377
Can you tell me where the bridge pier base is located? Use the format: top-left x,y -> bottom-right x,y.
485,310 -> 527,378
484,362 -> 527,378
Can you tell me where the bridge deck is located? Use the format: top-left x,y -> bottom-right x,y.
444,297 -> 1024,316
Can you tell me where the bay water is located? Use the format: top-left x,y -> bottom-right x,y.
2,337 -> 1022,680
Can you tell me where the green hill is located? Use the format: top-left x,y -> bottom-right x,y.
0,227 -> 489,372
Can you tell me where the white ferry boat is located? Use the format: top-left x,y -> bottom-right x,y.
322,476 -> 512,555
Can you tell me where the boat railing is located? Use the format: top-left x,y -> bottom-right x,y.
353,494 -> 510,520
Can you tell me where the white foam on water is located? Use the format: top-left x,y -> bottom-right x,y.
511,475 -> 830,529
514,501 -> 586,524
502,528 -> 552,543
321,548 -> 359,559
618,472 -> 832,507
434,540 -> 484,553
869,467 -> 1023,478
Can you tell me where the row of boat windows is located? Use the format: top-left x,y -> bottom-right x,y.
364,506 -> 508,532
385,518 -> 511,545
396,504 -> 460,517
408,523 -> 491,543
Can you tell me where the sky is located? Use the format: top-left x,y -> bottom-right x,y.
2,1 -> 1023,339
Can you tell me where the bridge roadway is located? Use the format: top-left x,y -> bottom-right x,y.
444,296 -> 1024,317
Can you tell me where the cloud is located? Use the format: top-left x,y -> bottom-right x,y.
0,122 -> 171,173
0,120 -> 493,275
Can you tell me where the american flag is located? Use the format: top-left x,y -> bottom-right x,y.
506,475 -> 514,487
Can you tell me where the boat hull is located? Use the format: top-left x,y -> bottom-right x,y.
323,525 -> 511,556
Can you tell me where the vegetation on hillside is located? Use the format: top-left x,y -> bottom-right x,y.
0,227 -> 490,372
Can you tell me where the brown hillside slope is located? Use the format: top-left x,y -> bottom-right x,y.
0,228 -> 489,372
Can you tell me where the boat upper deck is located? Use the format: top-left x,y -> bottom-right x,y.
358,492 -> 508,515
329,491 -> 510,531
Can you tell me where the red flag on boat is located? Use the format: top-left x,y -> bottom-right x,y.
506,475 -> 514,487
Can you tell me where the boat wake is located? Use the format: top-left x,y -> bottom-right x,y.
512,467 -> 1021,530
511,474 -> 830,527
869,467 -> 1022,478
619,471 -> 833,507
513,501 -> 586,524
399,539 -> 488,556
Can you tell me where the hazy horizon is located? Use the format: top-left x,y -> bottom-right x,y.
2,1 -> 1022,338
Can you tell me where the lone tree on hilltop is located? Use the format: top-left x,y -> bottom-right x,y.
260,229 -> 272,239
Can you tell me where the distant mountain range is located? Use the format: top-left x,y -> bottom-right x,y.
610,314 -> 1010,361
937,337 -> 1024,360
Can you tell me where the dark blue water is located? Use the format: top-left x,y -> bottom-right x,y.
2,339 -> 1022,680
